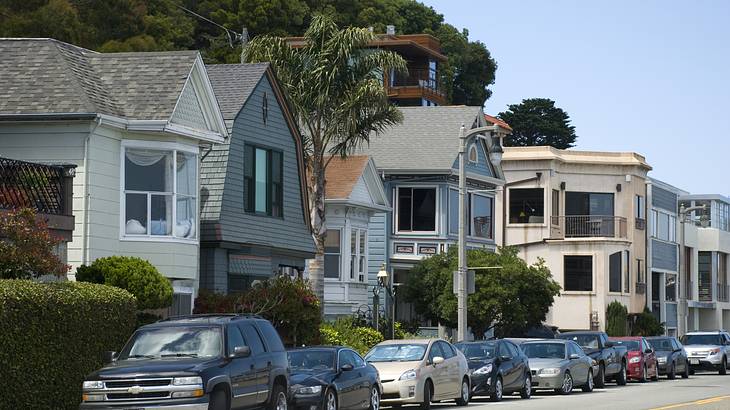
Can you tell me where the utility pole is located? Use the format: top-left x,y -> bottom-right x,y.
678,203 -> 705,335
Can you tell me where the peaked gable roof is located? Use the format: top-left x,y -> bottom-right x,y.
205,63 -> 269,120
484,113 -> 512,131
325,156 -> 370,200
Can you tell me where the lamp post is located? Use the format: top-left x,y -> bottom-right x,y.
678,203 -> 706,335
377,264 -> 395,339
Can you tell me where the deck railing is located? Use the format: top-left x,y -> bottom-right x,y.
551,215 -> 628,239
388,69 -> 446,96
0,157 -> 70,215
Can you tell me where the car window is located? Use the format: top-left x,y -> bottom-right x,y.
257,321 -> 285,352
352,351 -> 366,367
438,341 -> 456,359
365,344 -> 427,362
227,325 -> 245,355
523,343 -> 565,359
339,350 -> 357,368
497,342 -> 512,359
506,342 -> 520,357
240,324 -> 266,355
456,342 -> 496,360
429,342 -> 445,361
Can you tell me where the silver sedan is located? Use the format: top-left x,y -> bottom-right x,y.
521,340 -> 596,395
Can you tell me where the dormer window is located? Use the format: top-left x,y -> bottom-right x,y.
468,144 -> 478,163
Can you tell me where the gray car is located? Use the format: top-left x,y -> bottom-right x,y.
521,340 -> 595,395
680,330 -> 730,375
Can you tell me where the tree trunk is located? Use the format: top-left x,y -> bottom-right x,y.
306,154 -> 327,307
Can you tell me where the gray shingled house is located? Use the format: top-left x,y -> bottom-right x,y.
201,64 -> 315,293
0,38 -> 229,314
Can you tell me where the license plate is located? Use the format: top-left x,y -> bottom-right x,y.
690,359 -> 700,365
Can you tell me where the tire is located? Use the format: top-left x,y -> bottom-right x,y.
490,376 -> 503,402
269,383 -> 288,410
720,357 -> 728,375
682,361 -> 690,379
455,378 -> 470,406
651,364 -> 659,382
667,362 -> 676,380
689,369 -> 695,375
582,369 -> 594,392
556,371 -> 573,395
616,362 -> 628,386
520,374 -> 532,399
209,388 -> 229,410
594,363 -> 606,388
324,388 -> 337,410
369,386 -> 380,410
640,364 -> 648,383
420,380 -> 432,410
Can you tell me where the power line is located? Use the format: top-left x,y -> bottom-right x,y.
175,4 -> 246,48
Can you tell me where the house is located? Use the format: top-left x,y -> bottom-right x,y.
496,146 -> 651,331
318,155 -> 390,319
199,63 -> 316,293
678,194 -> 730,332
358,106 -> 508,325
646,178 -> 687,337
0,38 -> 228,313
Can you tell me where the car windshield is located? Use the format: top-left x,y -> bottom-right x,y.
560,334 -> 600,350
119,326 -> 222,359
681,334 -> 723,345
648,338 -> 673,351
455,342 -> 496,360
612,340 -> 640,351
365,344 -> 427,362
522,343 -> 566,359
288,350 -> 335,371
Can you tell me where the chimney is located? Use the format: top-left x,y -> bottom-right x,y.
386,25 -> 395,36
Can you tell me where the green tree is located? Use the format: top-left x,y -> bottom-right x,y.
630,308 -> 664,336
0,208 -> 69,279
243,14 -> 406,303
401,247 -> 561,338
499,98 -> 577,149
606,301 -> 628,336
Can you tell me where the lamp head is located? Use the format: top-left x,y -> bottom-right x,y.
377,264 -> 388,286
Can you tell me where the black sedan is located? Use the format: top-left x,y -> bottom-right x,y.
288,346 -> 382,410
455,340 -> 532,402
646,336 -> 690,379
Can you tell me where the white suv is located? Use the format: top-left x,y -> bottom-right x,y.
680,331 -> 730,375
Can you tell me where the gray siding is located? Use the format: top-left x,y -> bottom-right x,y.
652,186 -> 678,213
368,212 -> 388,292
451,136 -> 494,178
652,239 -> 678,271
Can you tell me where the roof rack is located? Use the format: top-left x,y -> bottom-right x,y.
156,313 -> 264,323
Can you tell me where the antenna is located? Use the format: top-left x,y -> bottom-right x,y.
175,4 -> 244,48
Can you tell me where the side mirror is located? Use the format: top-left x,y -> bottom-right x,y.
340,363 -> 354,372
569,353 -> 580,360
432,356 -> 445,365
499,355 -> 512,362
645,348 -> 653,354
102,351 -> 117,364
604,341 -> 614,348
232,346 -> 251,358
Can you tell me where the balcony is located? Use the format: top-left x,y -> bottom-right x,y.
699,280 -> 713,302
550,215 -> 627,239
386,69 -> 447,105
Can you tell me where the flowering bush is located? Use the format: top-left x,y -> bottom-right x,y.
0,208 -> 69,279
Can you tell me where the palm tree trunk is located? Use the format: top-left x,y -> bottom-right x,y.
306,156 -> 327,305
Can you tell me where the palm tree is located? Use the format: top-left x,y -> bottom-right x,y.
243,15 -> 406,303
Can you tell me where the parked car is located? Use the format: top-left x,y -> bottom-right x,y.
364,339 -> 470,409
80,314 -> 289,410
454,339 -> 531,402
288,347 -> 381,410
558,331 -> 628,387
646,336 -> 689,379
609,337 -> 658,382
520,340 -> 595,395
680,330 -> 730,375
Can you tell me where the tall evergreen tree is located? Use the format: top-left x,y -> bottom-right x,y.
499,98 -> 578,149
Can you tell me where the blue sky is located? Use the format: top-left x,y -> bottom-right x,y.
421,0 -> 729,195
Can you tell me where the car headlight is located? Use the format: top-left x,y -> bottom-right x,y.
173,376 -> 203,386
296,385 -> 323,395
474,364 -> 493,375
629,357 -> 641,364
538,368 -> 561,375
399,369 -> 417,381
82,380 -> 104,390
710,348 -> 720,356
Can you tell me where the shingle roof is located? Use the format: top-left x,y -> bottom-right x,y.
205,63 -> 269,120
324,156 -> 370,200
357,106 -> 483,172
0,38 -> 199,120
484,113 -> 512,131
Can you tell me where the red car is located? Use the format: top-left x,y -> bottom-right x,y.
609,337 -> 658,382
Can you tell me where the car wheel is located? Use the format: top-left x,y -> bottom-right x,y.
456,378 -> 470,406
324,388 -> 337,410
651,364 -> 659,381
720,356 -> 728,375
682,361 -> 690,379
556,371 -> 573,395
594,363 -> 606,388
520,374 -> 532,399
582,369 -> 594,392
667,362 -> 676,380
490,376 -> 503,402
420,380 -> 433,410
209,388 -> 229,410
616,362 -> 628,386
369,386 -> 380,410
640,364 -> 648,383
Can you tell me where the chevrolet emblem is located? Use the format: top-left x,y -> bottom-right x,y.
127,385 -> 144,395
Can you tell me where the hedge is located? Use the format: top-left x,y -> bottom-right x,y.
0,280 -> 137,409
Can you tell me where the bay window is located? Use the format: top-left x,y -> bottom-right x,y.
471,194 -> 493,239
324,229 -> 341,279
397,187 -> 436,232
123,145 -> 197,240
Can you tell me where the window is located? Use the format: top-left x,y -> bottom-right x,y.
505,342 -> 520,358
651,209 -> 658,237
258,322 -> 285,352
339,350 -> 357,368
123,146 -> 198,239
448,188 -> 459,235
471,194 -> 493,239
244,145 -> 283,217
565,192 -> 614,216
564,255 -> 593,291
324,229 -> 341,279
509,188 -> 544,223
551,189 -> 560,225
349,228 -> 367,282
609,252 -> 622,293
624,250 -> 631,293
226,325 -> 245,355
397,187 -> 436,232
637,259 -> 645,284
636,195 -> 645,219
428,342 -> 445,361
438,341 -> 456,359
666,273 -> 677,302
654,211 -> 676,242
240,324 -> 266,355
468,144 -> 478,163
497,342 -> 511,359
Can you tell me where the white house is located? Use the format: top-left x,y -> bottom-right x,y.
0,38 -> 228,313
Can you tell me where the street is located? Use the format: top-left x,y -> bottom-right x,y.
421,372 -> 730,410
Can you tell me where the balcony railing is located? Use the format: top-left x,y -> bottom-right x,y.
550,215 -> 628,239
699,279 -> 713,302
388,69 -> 446,96
0,157 -> 71,215
718,284 -> 729,303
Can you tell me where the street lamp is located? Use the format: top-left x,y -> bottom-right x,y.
374,263 -> 395,339
678,203 -> 706,335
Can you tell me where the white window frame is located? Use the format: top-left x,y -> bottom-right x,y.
469,192 -> 494,240
324,228 -> 343,280
119,140 -> 199,243
394,185 -> 439,235
652,208 -> 677,243
348,227 -> 368,283
562,252 -> 595,294
468,144 -> 478,164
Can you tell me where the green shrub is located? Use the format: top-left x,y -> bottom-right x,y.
606,301 -> 628,336
319,324 -> 342,345
324,317 -> 384,355
630,308 -> 665,336
0,279 -> 137,409
76,256 -> 173,310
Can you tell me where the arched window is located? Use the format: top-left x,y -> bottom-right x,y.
468,144 -> 478,163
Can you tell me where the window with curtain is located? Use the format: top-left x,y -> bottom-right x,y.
244,145 -> 283,217
324,229 -> 341,279
123,147 -> 197,239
